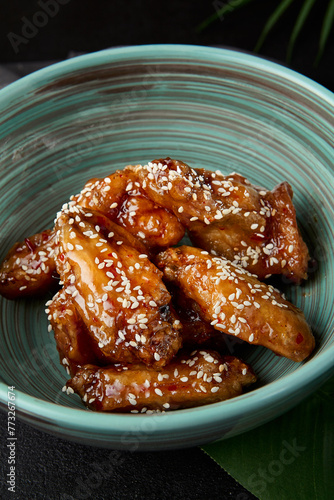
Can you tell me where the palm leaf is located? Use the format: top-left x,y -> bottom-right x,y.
315,0 -> 334,65
287,0 -> 317,62
254,0 -> 295,52
196,0 -> 333,64
196,0 -> 254,34
202,375 -> 334,500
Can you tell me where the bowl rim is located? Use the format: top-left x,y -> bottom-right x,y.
0,44 -> 333,105
0,44 -> 333,438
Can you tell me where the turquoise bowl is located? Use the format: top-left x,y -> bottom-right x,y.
0,45 -> 333,450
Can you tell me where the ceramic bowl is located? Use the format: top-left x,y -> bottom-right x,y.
0,45 -> 333,450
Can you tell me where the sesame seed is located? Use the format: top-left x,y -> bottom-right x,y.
211,386 -> 219,393
154,353 -> 161,361
155,388 -> 163,396
249,333 -> 255,342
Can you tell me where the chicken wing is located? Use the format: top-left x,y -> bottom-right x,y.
47,289 -> 111,376
168,285 -> 226,350
73,168 -> 185,253
54,204 -> 182,367
0,229 -> 57,299
156,246 -> 315,362
66,350 -> 257,412
133,158 -> 309,282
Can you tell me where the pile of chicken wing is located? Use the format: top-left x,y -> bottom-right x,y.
0,158 -> 315,413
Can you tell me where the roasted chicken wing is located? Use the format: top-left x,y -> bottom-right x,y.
47,290 -> 112,376
0,229 -> 57,299
54,204 -> 182,367
168,285 -> 226,350
73,168 -> 185,253
133,158 -> 309,282
156,246 -> 315,362
66,350 -> 256,412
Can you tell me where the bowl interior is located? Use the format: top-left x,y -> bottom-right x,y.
0,46 -> 333,447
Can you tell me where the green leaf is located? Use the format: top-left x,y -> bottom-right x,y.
202,375 -> 334,500
196,0 -> 254,34
254,0 -> 295,53
287,0 -> 317,63
315,0 -> 334,66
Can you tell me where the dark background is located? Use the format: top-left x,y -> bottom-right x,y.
0,0 -> 333,91
0,1 -> 333,499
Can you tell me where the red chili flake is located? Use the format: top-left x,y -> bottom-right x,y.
296,333 -> 304,344
250,234 -> 265,242
59,253 -> 65,261
24,238 -> 35,252
42,231 -> 50,241
167,384 -> 178,392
